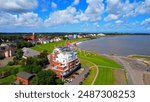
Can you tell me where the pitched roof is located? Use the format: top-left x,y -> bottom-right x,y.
22,47 -> 40,57
16,72 -> 34,79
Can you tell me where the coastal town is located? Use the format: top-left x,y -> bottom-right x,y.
0,33 -> 105,85
0,33 -> 150,85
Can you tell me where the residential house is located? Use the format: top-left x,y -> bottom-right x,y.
16,72 -> 34,85
0,43 -> 16,59
22,47 -> 40,59
23,32 -> 35,41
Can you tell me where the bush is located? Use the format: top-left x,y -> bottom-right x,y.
11,68 -> 19,75
8,61 -> 14,66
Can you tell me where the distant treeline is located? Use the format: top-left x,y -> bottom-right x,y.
0,32 -> 149,36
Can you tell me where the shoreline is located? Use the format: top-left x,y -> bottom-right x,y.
75,39 -> 150,85
76,38 -> 150,57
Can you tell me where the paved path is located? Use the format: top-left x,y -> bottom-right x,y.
105,55 -> 150,85
80,59 -> 99,85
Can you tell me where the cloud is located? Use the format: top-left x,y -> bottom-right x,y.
104,14 -> 118,21
0,11 -> 17,25
73,0 -> 80,5
75,0 -> 104,22
106,0 -> 136,19
85,0 -> 104,21
106,0 -> 150,20
141,18 -> 150,26
16,12 -> 42,27
75,12 -> 89,21
44,6 -> 79,26
135,0 -> 150,15
45,0 -> 104,26
93,22 -> 100,27
0,0 -> 38,13
115,20 -> 123,24
51,2 -> 57,9
0,11 -> 42,27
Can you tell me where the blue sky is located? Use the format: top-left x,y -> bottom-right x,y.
0,0 -> 150,33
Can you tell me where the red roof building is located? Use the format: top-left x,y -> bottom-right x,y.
23,32 -> 35,41
16,72 -> 34,85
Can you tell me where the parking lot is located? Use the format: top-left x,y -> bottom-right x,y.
64,67 -> 90,85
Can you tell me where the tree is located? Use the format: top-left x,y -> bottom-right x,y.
8,49 -> 23,66
24,57 -> 42,74
30,70 -> 63,85
8,61 -> 14,66
17,41 -> 33,49
56,79 -> 64,85
15,49 -> 23,59
37,50 -> 49,67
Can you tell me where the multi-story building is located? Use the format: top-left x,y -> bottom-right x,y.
0,43 -> 16,59
49,46 -> 80,78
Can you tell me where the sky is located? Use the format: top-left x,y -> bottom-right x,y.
0,0 -> 150,33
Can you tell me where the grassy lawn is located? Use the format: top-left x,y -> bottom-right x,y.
77,50 -> 122,85
0,65 -> 25,72
0,65 -> 25,85
78,50 -> 121,68
79,59 -> 94,68
0,75 -> 16,85
83,66 -> 97,85
79,59 -> 97,85
94,68 -> 115,85
32,38 -> 87,53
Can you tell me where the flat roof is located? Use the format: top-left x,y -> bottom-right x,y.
55,46 -> 74,52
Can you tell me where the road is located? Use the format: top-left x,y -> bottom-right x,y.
105,54 -> 150,85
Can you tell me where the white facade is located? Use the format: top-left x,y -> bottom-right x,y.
53,47 -> 77,66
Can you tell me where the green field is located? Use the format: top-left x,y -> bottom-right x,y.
32,38 -> 125,85
0,65 -> 25,84
78,50 -> 121,68
83,66 -> 97,85
32,38 -> 87,53
77,50 -> 122,85
80,59 -> 97,85
0,65 -> 24,72
0,75 -> 16,85
94,68 -> 115,85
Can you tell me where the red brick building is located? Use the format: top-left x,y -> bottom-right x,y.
49,46 -> 80,78
23,32 -> 35,41
16,72 -> 34,85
